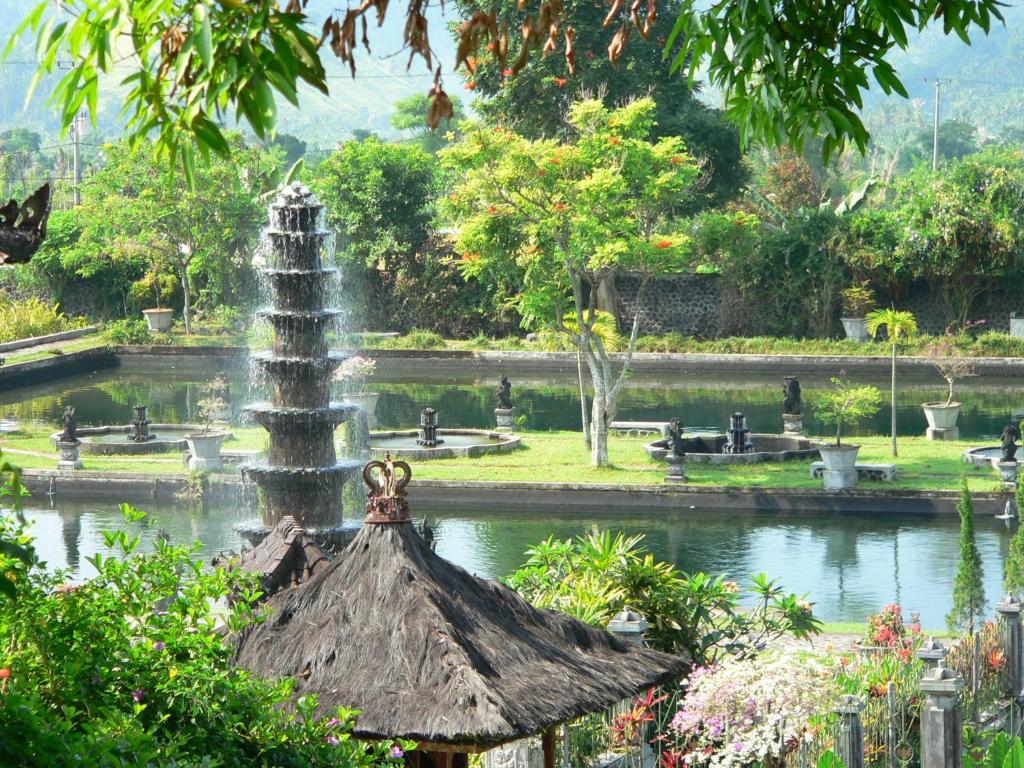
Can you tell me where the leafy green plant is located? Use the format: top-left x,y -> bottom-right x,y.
195,376 -> 229,435
0,298 -> 85,344
103,318 -> 153,345
964,732 -> 1024,768
0,504 -> 410,766
506,529 -> 821,663
840,281 -> 875,317
402,328 -> 446,349
813,376 -> 883,445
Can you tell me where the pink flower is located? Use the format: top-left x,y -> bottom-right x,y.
132,688 -> 146,703
325,735 -> 340,746
391,745 -> 405,759
153,641 -> 165,652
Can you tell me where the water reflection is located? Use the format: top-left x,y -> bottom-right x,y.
24,499 -> 1013,629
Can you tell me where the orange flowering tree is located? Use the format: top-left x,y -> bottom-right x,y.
443,98 -> 698,466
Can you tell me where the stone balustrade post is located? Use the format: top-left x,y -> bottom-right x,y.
607,609 -> 648,647
920,665 -> 964,768
917,637 -> 948,674
834,695 -> 865,768
996,595 -> 1024,699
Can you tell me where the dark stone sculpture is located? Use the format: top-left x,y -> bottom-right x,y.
128,403 -> 155,442
723,412 -> 753,454
0,183 -> 51,265
1002,423 -> 1021,463
666,418 -> 685,457
497,375 -> 513,409
59,406 -> 77,443
417,407 -> 444,447
783,377 -> 802,415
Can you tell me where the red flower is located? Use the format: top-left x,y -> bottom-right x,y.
554,77 -> 567,87
553,202 -> 568,212
607,136 -> 621,146
486,205 -> 500,215
0,669 -> 10,680
654,239 -> 674,249
502,68 -> 514,77
466,81 -> 477,90
669,156 -> 683,165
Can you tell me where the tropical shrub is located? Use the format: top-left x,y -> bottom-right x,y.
667,651 -> 839,768
506,529 -> 821,663
812,377 -> 883,445
0,297 -> 85,343
103,318 -> 153,345
862,604 -> 922,658
0,506 -> 409,767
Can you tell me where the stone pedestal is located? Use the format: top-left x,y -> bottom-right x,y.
996,596 -> 1024,699
665,454 -> 686,483
835,696 -> 865,768
823,469 -> 857,491
607,609 -> 648,646
495,407 -> 517,431
997,460 -> 1018,488
1011,313 -> 1024,339
920,665 -> 964,768
926,426 -> 959,441
782,413 -> 803,435
56,440 -> 83,470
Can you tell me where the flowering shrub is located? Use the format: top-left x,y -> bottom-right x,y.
667,651 -> 839,767
0,504 -> 409,767
333,355 -> 377,394
863,604 -> 922,662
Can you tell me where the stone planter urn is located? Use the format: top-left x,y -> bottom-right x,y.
185,430 -> 227,471
142,308 -> 174,333
341,391 -> 380,430
841,317 -> 870,342
997,460 -> 1018,488
922,402 -> 961,441
818,444 -> 860,490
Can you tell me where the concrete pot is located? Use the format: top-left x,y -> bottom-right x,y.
840,317 -> 870,342
142,308 -> 174,332
922,402 -> 961,430
818,443 -> 860,472
185,430 -> 227,471
341,391 -> 379,429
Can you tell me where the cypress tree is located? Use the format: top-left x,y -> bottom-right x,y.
947,477 -> 987,634
1007,484 -> 1024,595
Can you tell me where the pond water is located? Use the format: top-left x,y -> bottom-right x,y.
3,364 -> 1024,440
23,497 -> 1014,629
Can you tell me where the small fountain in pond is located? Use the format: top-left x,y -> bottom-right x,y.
417,408 -> 444,447
240,183 -> 361,535
723,412 -> 753,454
128,404 -> 156,442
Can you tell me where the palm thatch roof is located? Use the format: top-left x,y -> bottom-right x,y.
233,520 -> 687,748
213,516 -> 328,597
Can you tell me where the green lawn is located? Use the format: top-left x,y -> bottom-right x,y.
4,335 -> 109,365
0,424 -> 1004,493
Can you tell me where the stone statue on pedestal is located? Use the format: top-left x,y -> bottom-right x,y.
1002,423 -> 1021,463
497,375 -> 513,409
60,406 -> 77,443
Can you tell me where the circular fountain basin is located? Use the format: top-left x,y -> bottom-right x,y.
369,429 -> 522,460
644,432 -> 823,464
963,446 -> 1006,468
54,424 -> 217,455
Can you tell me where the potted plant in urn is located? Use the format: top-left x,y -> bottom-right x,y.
839,281 -> 875,342
334,356 -> 379,428
813,375 -> 883,472
133,266 -> 177,333
922,338 -> 977,440
185,376 -> 229,471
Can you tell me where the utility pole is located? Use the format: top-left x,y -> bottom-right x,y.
932,79 -> 941,172
72,111 -> 82,206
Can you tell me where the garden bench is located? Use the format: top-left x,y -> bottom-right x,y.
609,420 -> 672,438
809,461 -> 897,482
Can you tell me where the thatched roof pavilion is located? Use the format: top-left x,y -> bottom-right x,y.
213,516 -> 328,597
234,456 -> 686,766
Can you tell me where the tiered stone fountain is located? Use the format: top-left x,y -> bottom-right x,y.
241,183 -> 360,535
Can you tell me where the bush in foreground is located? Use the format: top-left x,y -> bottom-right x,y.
0,505 -> 407,768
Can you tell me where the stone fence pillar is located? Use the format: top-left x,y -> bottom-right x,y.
917,637 -> 948,674
920,665 -> 964,768
996,595 -> 1024,699
607,609 -> 648,647
835,695 -> 865,768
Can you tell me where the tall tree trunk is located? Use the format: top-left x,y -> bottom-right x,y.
590,385 -> 609,468
891,342 -> 898,457
577,350 -> 591,450
181,270 -> 192,335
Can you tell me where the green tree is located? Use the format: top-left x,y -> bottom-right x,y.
9,0 -> 1003,182
69,137 -> 279,332
947,478 -> 987,635
454,0 -> 745,207
866,308 -> 918,458
391,94 -> 466,154
1005,483 -> 1024,596
812,377 -> 883,446
902,118 -> 981,171
444,99 -> 698,466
